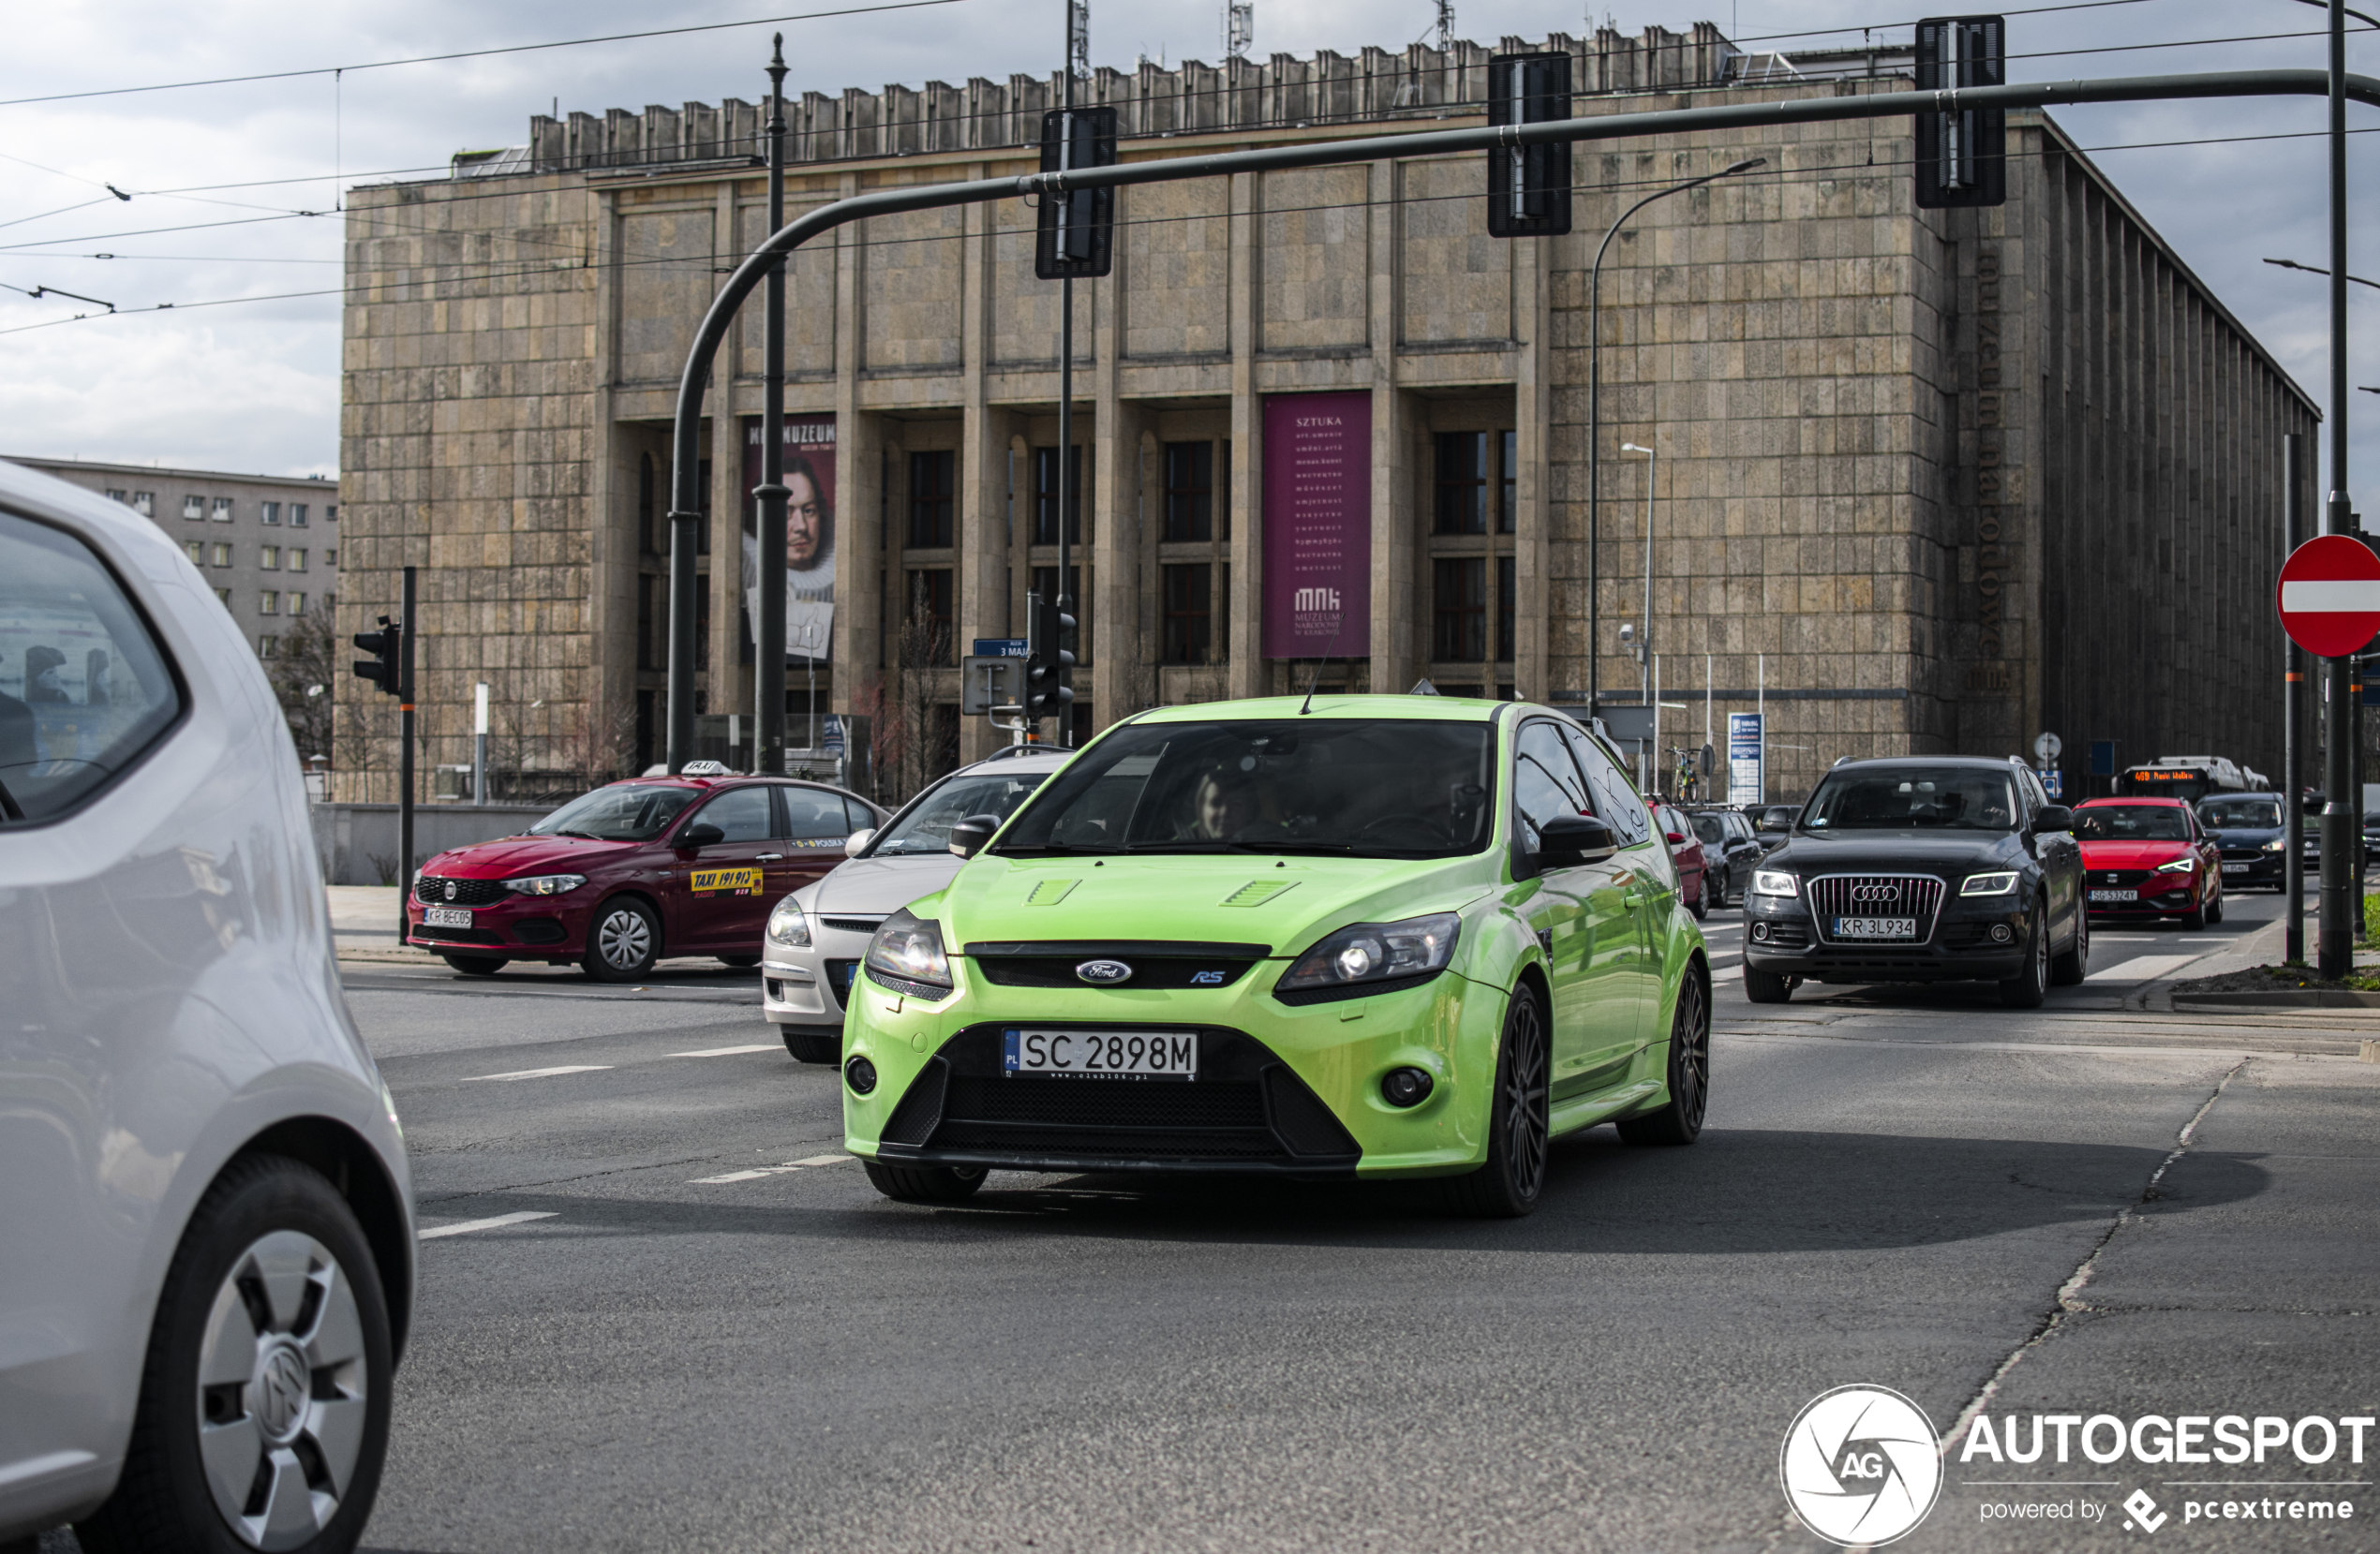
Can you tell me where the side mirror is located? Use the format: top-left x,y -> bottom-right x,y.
844,828 -> 876,858
2032,805 -> 2074,834
677,822 -> 725,849
1664,830 -> 1688,846
1540,813 -> 1618,867
947,813 -> 1002,860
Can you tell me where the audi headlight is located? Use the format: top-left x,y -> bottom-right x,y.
1960,871 -> 2019,896
1752,869 -> 1799,897
1277,913 -> 1460,993
864,907 -> 952,990
766,899 -> 811,948
499,872 -> 586,896
2155,856 -> 2196,873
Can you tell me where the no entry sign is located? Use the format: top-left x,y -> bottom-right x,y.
2277,534 -> 2380,658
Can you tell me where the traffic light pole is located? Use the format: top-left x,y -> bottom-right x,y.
2319,0 -> 2358,979
397,564 -> 416,946
1054,2 -> 1079,747
754,37 -> 791,780
2285,433 -> 2307,964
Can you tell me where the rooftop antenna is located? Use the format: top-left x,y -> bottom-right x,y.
1223,0 -> 1253,61
1435,0 -> 1455,53
1070,0 -> 1091,80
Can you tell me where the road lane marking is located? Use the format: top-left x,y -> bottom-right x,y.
418,1210 -> 558,1240
668,1043 -> 781,1058
689,1152 -> 852,1183
786,1153 -> 851,1166
2085,954 -> 2204,984
463,1064 -> 614,1081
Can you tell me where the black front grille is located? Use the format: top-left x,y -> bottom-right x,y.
824,959 -> 860,1009
413,925 -> 500,946
878,1024 -> 1358,1168
974,955 -> 1259,989
822,916 -> 885,934
1807,875 -> 1946,943
2092,868 -> 2152,887
414,876 -> 509,906
513,916 -> 566,945
1753,920 -> 1811,950
862,966 -> 953,1000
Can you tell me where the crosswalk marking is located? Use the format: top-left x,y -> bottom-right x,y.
689,1152 -> 851,1184
668,1043 -> 781,1058
2085,954 -> 2204,984
418,1210 -> 558,1240
463,1064 -> 613,1082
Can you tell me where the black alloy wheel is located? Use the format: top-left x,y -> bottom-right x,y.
2049,904 -> 2090,986
581,896 -> 661,981
1450,983 -> 1551,1218
782,1029 -> 840,1065
1619,967 -> 1710,1146
1743,965 -> 1792,1003
2000,900 -> 2049,1008
440,953 -> 507,977
863,1161 -> 988,1203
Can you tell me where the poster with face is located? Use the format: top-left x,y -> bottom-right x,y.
742,417 -> 837,661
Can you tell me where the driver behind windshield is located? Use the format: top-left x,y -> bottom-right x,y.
1182,763 -> 1264,841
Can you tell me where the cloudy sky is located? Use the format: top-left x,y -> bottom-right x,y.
0,0 -> 2373,506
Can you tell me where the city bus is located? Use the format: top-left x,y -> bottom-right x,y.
2116,755 -> 2260,806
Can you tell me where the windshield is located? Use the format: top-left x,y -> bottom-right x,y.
869,768 -> 1053,856
1690,814 -> 1728,846
2199,797 -> 2282,829
528,782 -> 702,841
995,718 -> 1497,858
1800,767 -> 2018,832
2075,804 -> 2192,841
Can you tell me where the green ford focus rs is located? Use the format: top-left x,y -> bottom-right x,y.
841,694 -> 1712,1216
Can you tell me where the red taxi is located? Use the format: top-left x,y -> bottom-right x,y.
406,774 -> 887,978
2073,796 -> 2223,928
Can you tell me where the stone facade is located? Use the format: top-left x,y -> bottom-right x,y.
336,23 -> 2314,806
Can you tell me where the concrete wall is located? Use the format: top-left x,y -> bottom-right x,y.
311,802 -> 556,885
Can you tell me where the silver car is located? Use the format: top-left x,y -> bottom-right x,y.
762,748 -> 1071,1061
0,461 -> 413,1552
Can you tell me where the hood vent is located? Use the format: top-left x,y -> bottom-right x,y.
1221,880 -> 1297,908
1025,878 -> 1079,905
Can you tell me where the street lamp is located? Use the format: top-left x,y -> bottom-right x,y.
1624,439 -> 1657,790
1586,155 -> 1764,720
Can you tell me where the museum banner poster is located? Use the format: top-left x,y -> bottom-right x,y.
741,417 -> 837,661
1260,392 -> 1371,660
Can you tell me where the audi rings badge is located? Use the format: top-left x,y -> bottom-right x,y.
1850,883 -> 1900,904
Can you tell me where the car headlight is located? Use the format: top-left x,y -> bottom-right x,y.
864,908 -> 952,989
2265,838 -> 2288,852
766,899 -> 811,948
1752,869 -> 1798,897
499,872 -> 587,895
1960,871 -> 2019,896
2154,856 -> 2197,873
1277,912 -> 1460,992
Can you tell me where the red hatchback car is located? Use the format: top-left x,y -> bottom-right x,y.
1650,801 -> 1713,920
2074,795 -> 2224,928
406,776 -> 887,978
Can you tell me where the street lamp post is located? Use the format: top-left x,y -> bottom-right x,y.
1624,440 -> 1657,792
1586,156 -> 1763,721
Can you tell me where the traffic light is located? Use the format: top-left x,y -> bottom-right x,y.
1022,592 -> 1076,728
1034,105 -> 1116,279
352,617 -> 404,697
1914,17 -> 2006,208
1487,52 -> 1572,238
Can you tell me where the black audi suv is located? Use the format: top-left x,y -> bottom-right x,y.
1742,756 -> 2086,1008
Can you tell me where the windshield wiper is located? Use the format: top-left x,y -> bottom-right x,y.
548,829 -> 607,840
994,843 -> 1122,856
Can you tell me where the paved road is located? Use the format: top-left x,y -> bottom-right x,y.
41,890 -> 2360,1554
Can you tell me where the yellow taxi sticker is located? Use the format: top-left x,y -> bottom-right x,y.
689,866 -> 763,895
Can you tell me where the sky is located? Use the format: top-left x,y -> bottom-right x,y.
0,0 -> 2374,509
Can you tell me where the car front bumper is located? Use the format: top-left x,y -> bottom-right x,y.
760,925 -> 876,1028
404,893 -> 594,959
1743,893 -> 2030,983
840,961 -> 1524,1178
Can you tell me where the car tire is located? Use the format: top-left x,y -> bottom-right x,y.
2205,885 -> 2224,926
783,1028 -> 840,1065
581,896 -> 661,981
862,1160 -> 988,1203
1447,983 -> 1551,1219
1617,966 -> 1709,1147
2000,901 -> 2049,1008
1687,874 -> 1708,921
440,953 -> 507,976
1744,966 -> 1792,1003
77,1155 -> 392,1554
718,953 -> 761,969
2049,905 -> 2090,986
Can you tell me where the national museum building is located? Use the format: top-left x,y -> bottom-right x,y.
335,22 -> 2315,804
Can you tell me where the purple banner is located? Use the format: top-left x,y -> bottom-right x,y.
1261,392 -> 1371,659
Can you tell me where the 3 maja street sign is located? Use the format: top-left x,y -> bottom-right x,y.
2277,534 -> 2380,658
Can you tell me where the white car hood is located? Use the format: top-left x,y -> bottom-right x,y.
798,851 -> 963,918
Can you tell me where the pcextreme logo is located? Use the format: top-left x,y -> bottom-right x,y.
1779,1385 -> 1945,1547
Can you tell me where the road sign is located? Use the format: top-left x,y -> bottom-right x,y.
2041,769 -> 2064,799
2034,732 -> 2061,763
1727,712 -> 1763,807
821,713 -> 844,753
972,637 -> 1028,659
2277,534 -> 2380,658
962,655 -> 1026,714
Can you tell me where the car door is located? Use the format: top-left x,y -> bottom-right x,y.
1508,721 -> 1641,1097
1566,725 -> 1668,1053
670,785 -> 779,952
775,784 -> 856,899
2016,767 -> 2081,938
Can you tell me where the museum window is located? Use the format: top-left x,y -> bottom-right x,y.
909,451 -> 956,548
638,453 -> 658,555
903,569 -> 955,667
1433,557 -> 1487,663
1435,434 -> 1488,535
1497,555 -> 1516,661
1031,564 -> 1090,666
1162,564 -> 1212,664
1499,431 -> 1516,534
1033,445 -> 1085,545
1163,442 -> 1212,542
637,575 -> 662,672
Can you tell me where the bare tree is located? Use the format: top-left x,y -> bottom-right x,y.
886,574 -> 953,806
548,695 -> 642,793
267,609 -> 339,762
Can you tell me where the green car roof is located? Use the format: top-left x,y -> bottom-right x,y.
1127,693 -> 1513,727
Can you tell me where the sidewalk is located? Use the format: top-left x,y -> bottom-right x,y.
328,884 -> 439,964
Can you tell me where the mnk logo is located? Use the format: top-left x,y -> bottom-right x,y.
1292,586 -> 1341,612
2123,1489 -> 2168,1533
1780,1385 -> 1945,1547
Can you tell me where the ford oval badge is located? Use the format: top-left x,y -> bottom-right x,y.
1076,958 -> 1134,985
